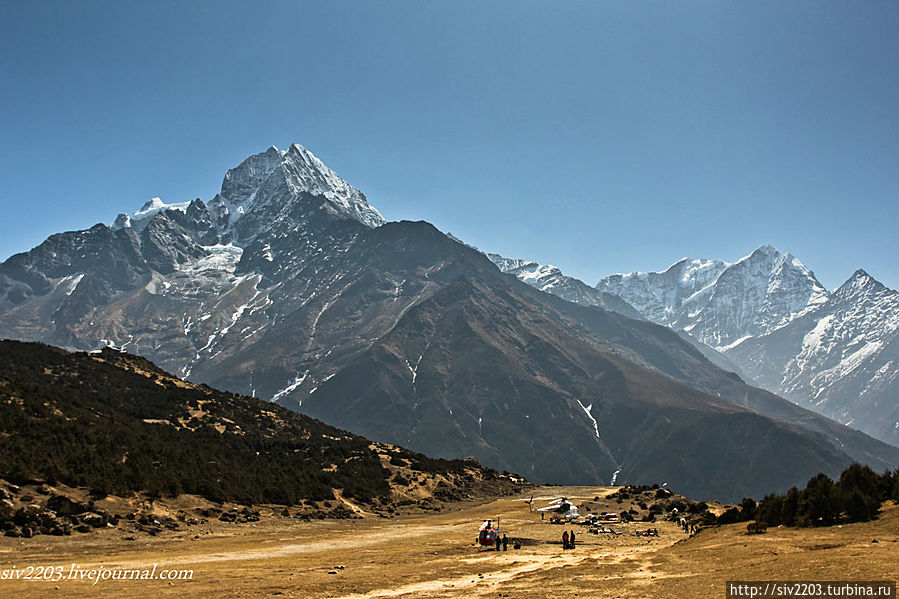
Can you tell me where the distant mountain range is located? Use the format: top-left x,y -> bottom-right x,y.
493,246 -> 898,447
597,245 -> 829,350
725,268 -> 899,446
485,255 -> 643,319
1,143 -> 897,500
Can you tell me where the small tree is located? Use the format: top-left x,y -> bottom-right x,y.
717,506 -> 745,524
780,487 -> 799,527
839,463 -> 880,499
739,497 -> 757,521
756,493 -> 784,526
841,488 -> 879,522
881,468 -> 899,502
798,474 -> 840,526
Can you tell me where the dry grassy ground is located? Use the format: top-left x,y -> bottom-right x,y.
1,486 -> 896,598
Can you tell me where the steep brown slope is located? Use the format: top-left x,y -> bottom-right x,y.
303,275 -> 855,501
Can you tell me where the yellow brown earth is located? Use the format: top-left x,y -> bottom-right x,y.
1,486 -> 896,598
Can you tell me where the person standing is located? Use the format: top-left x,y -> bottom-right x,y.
502,534 -> 508,551
570,530 -> 576,549
495,534 -> 501,552
562,530 -> 569,549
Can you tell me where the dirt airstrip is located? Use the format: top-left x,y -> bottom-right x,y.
1,486 -> 896,598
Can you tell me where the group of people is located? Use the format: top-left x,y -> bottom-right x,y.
494,533 -> 509,551
561,529 -> 576,549
677,517 -> 698,535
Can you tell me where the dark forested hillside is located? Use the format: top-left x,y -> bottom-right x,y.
0,340 -> 514,506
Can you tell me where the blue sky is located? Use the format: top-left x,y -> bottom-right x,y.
1,1 -> 897,290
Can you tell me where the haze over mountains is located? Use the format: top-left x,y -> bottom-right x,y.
1,143 -> 896,501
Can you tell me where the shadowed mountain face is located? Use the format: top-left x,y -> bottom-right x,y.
299,250 -> 899,501
301,273 -> 860,501
1,145 -> 897,502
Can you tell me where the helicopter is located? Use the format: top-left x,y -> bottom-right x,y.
535,497 -> 579,519
476,518 -> 499,546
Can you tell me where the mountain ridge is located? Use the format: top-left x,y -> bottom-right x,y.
486,253 -> 644,319
595,247 -> 899,446
1,143 -> 896,501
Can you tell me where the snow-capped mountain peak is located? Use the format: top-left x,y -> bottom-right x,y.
834,269 -> 888,301
112,144 -> 385,242
598,246 -> 899,446
486,253 -> 532,273
711,245 -> 829,335
598,244 -> 828,348
278,143 -> 384,228
765,269 -> 899,443
212,144 -> 385,238
111,197 -> 193,232
219,145 -> 285,207
597,256 -> 729,330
